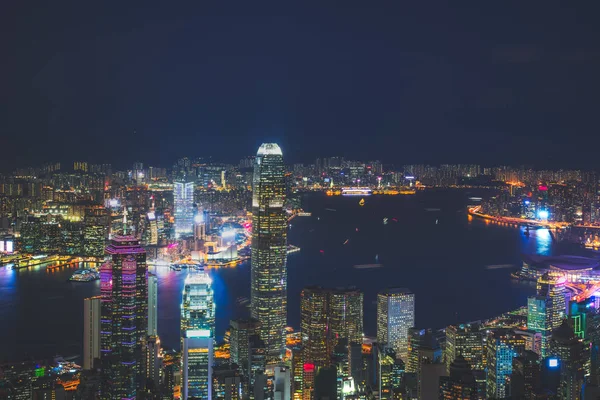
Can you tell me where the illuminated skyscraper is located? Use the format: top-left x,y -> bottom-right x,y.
444,323 -> 484,374
250,143 -> 287,359
174,177 -> 195,237
300,286 -> 364,370
100,236 -> 148,399
486,329 -> 526,399
377,288 -> 415,362
548,321 -> 587,400
528,274 -> 567,357
181,271 -> 215,399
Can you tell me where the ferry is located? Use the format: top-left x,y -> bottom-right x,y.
353,263 -> 383,269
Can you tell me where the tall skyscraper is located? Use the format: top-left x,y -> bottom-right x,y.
444,323 -> 484,374
181,271 -> 215,399
230,318 -> 261,395
148,273 -> 158,337
300,286 -> 364,370
528,273 -> 567,357
250,143 -> 287,359
83,296 -> 101,370
438,356 -> 478,400
100,236 -> 148,399
174,177 -> 195,237
486,329 -> 526,399
548,320 -> 587,399
377,288 -> 415,362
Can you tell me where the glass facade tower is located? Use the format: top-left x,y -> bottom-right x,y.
174,178 -> 195,237
250,143 -> 287,359
100,236 -> 148,400
377,288 -> 415,363
181,271 -> 215,399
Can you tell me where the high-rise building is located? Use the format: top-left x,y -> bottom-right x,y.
251,143 -> 287,359
377,288 -> 415,362
83,296 -> 101,370
229,318 -> 261,396
486,329 -> 526,399
301,287 -> 329,369
148,273 -> 158,337
510,350 -> 541,399
300,286 -> 364,371
183,332 -> 214,400
181,271 -> 215,399
174,177 -> 195,238
548,320 -> 587,399
438,356 -> 478,400
444,323 -> 484,374
407,328 -> 444,399
528,274 -> 567,357
100,236 -> 148,399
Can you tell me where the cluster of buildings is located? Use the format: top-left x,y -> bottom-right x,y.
4,147 -> 600,399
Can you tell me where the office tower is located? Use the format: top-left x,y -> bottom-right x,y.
144,336 -> 162,389
377,288 -> 415,362
83,296 -> 101,370
407,328 -> 444,400
510,350 -> 541,399
174,177 -> 195,238
251,143 -> 288,359
148,273 -> 158,337
300,287 -> 330,369
348,343 -> 365,390
569,297 -> 595,339
249,335 -> 268,399
438,356 -> 478,400
183,332 -> 214,400
444,323 -> 484,374
274,366 -> 292,400
548,321 -> 587,399
486,329 -> 526,399
528,274 -> 567,357
181,271 -> 215,399
212,365 -> 242,400
377,346 -> 402,400
229,318 -> 261,396
100,236 -> 148,399
329,288 -> 364,349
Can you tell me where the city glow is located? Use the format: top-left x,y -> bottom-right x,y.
537,210 -> 549,220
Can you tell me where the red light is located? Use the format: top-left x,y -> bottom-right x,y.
303,363 -> 315,372
539,185 -> 548,191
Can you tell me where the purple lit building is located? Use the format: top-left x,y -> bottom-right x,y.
100,236 -> 148,399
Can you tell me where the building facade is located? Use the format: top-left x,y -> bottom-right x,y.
377,288 -> 415,362
100,236 -> 148,399
250,143 -> 288,359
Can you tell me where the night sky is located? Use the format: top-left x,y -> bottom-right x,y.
2,3 -> 600,171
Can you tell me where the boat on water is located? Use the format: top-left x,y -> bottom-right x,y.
353,263 -> 383,269
325,208 -> 337,212
359,198 -> 365,206
69,269 -> 99,282
425,208 -> 441,212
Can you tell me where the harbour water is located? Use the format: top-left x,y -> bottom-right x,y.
0,190 -> 589,362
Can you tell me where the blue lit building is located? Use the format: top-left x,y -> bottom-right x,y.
174,177 -> 195,238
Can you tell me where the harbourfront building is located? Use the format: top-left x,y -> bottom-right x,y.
100,236 -> 148,399
174,177 -> 195,238
528,273 -> 567,357
181,271 -> 215,399
250,143 -> 288,359
377,288 -> 415,362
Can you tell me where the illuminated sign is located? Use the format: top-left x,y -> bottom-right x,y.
548,358 -> 559,368
187,329 -> 211,338
147,212 -> 156,220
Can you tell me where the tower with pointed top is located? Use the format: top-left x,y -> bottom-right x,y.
250,143 -> 288,359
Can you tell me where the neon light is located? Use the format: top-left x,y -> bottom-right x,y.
548,358 -> 558,368
538,210 -> 549,220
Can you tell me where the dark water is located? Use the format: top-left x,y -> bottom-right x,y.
0,190 -> 586,362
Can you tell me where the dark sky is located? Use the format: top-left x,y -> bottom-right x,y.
2,3 -> 600,171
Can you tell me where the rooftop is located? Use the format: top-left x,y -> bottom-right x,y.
524,254 -> 600,271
